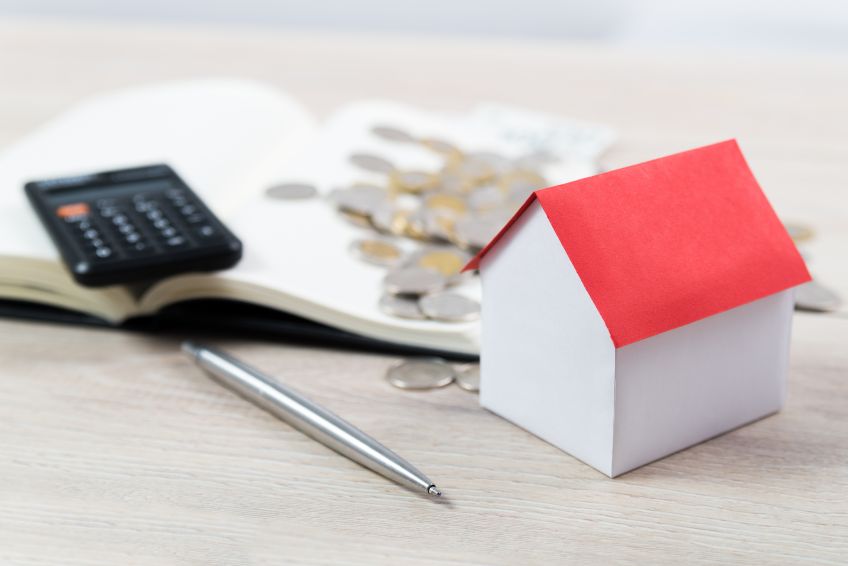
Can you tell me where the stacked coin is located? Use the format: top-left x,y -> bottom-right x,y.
329,124 -> 560,321
386,359 -> 480,393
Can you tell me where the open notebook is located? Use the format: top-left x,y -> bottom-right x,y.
0,79 -> 612,356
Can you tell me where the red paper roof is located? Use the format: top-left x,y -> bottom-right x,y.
466,140 -> 811,348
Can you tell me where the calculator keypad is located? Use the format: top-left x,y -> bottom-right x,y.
58,188 -> 225,264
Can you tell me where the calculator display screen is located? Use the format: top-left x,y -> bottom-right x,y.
44,179 -> 176,205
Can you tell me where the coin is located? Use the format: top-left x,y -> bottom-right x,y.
389,170 -> 439,194
349,238 -> 404,267
466,151 -> 512,175
370,203 -> 408,235
337,209 -> 372,227
266,182 -> 318,200
418,292 -> 480,322
386,359 -> 456,390
350,153 -> 396,174
445,159 -> 495,185
403,209 -> 431,240
418,209 -> 458,242
467,184 -> 505,212
383,266 -> 447,296
455,365 -> 480,392
425,193 -> 467,215
421,137 -> 462,158
378,293 -> 426,319
412,248 -> 470,278
499,170 -> 547,201
794,280 -> 842,312
372,125 -> 416,143
329,185 -> 387,217
784,222 -> 815,243
452,216 -> 503,251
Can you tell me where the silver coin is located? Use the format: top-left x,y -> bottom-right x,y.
372,125 -> 416,143
514,150 -> 557,170
370,202 -> 400,234
386,359 -> 455,390
378,293 -> 426,319
466,151 -> 512,175
794,280 -> 842,312
349,238 -> 404,267
383,266 -> 447,296
265,182 -> 318,200
418,292 -> 480,322
453,216 -> 504,251
455,365 -> 480,392
350,152 -> 396,174
329,185 -> 386,217
467,185 -> 505,212
422,137 -> 461,156
418,208 -> 456,242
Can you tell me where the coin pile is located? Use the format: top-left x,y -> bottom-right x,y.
328,125 -> 560,321
385,359 -> 480,393
782,221 -> 843,313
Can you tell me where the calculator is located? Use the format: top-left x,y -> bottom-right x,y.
25,164 -> 243,287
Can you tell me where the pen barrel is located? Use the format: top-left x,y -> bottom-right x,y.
192,347 -> 434,494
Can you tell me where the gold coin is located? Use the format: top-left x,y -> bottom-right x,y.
350,238 -> 404,266
338,209 -> 372,227
388,170 -> 439,194
425,193 -> 467,215
445,159 -> 496,186
420,137 -> 463,161
404,210 -> 429,240
784,222 -> 815,243
416,250 -> 467,277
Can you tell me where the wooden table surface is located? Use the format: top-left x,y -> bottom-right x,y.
1,18 -> 846,565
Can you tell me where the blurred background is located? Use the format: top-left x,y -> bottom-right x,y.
2,0 -> 848,53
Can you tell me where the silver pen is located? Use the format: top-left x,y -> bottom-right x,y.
182,342 -> 442,498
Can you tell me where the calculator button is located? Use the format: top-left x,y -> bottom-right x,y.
95,247 -> 113,258
180,205 -> 196,215
78,220 -> 92,230
146,209 -> 163,220
112,214 -> 129,225
56,202 -> 90,218
161,227 -> 178,238
83,229 -> 100,239
100,207 -> 118,218
125,232 -> 142,244
166,236 -> 186,247
90,238 -> 105,247
185,213 -> 206,224
128,242 -> 153,255
153,218 -> 170,230
196,225 -> 216,238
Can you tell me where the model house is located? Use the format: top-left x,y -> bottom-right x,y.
466,140 -> 811,477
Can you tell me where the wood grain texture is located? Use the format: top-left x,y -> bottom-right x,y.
0,18 -> 846,565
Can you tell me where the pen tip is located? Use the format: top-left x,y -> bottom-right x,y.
427,485 -> 441,497
181,341 -> 200,358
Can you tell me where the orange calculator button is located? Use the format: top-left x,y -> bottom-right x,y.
56,203 -> 90,218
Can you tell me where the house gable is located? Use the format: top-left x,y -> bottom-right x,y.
479,200 -> 617,474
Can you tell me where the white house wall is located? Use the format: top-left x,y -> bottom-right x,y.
479,200 -> 618,475
611,289 -> 795,476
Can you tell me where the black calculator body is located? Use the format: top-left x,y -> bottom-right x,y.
25,164 -> 242,287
